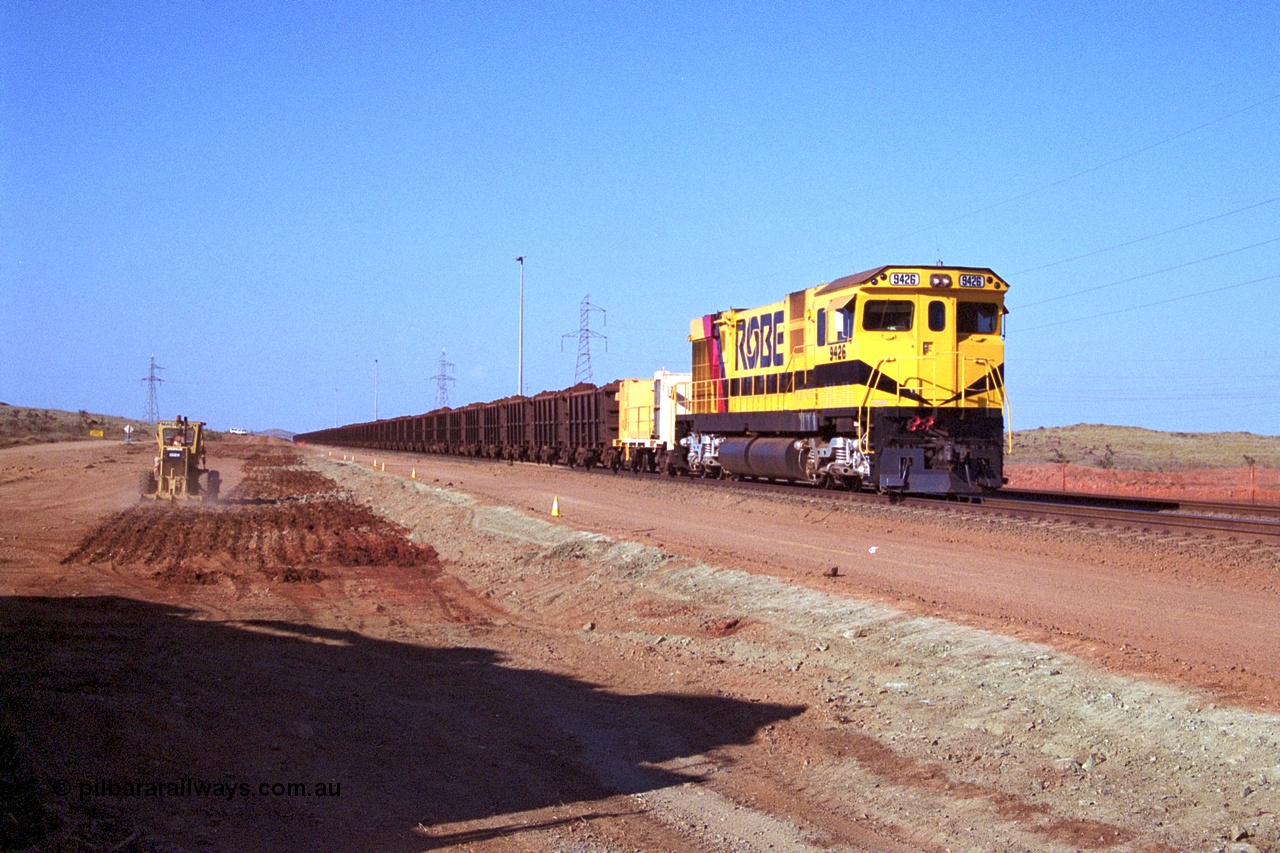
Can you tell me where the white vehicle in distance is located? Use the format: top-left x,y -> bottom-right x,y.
227,428 -> 249,436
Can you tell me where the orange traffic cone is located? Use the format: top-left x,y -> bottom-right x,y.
551,496 -> 561,517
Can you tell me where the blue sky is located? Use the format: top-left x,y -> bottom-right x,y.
3,2 -> 1277,435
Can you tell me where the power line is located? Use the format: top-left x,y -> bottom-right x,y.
561,294 -> 607,385
1011,195 -> 1280,277
1017,354 -> 1278,365
1026,369 -> 1280,383
712,91 -> 1280,292
1020,391 -> 1264,402
1018,272 -> 1280,332
895,91 -> 1280,243
140,354 -> 164,423
1016,235 -> 1280,310
429,349 -> 456,408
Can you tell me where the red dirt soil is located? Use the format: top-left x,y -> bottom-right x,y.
227,447 -> 340,500
62,499 -> 439,585
4,439 -> 1280,851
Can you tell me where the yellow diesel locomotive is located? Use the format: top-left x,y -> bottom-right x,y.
678,265 -> 1009,494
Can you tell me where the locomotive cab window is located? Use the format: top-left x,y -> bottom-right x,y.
957,302 -> 999,335
863,299 -> 914,332
834,305 -> 854,342
928,300 -> 946,332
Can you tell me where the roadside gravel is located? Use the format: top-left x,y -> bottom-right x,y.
319,454 -> 1280,852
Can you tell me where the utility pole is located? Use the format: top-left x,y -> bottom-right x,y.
373,359 -> 379,421
334,386 -> 339,428
561,294 -> 607,385
140,355 -> 164,423
429,349 -> 456,408
515,256 -> 524,396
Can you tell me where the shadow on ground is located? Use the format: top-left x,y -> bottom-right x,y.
0,596 -> 803,851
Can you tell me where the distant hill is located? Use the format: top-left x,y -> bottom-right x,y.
0,404 -> 288,449
0,404 -> 152,450
1010,424 -> 1280,471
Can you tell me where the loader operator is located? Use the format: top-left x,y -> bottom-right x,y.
171,415 -> 189,446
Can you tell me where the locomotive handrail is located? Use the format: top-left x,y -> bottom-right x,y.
622,403 -> 655,444
857,357 -> 895,454
859,352 -> 1010,454
971,356 -> 1013,452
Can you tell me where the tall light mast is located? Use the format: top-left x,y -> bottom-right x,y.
515,256 -> 524,396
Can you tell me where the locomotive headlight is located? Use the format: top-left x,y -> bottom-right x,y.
929,273 -> 953,288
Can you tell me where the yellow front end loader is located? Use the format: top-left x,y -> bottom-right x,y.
139,417 -> 220,500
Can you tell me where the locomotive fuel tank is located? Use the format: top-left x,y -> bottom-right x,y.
718,437 -> 810,481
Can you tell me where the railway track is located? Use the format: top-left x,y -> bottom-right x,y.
957,493 -> 1280,544
720,478 -> 1280,544
327,449 -> 1280,545
997,487 -> 1280,520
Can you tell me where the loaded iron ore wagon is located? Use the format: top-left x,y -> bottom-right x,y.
296,370 -> 689,473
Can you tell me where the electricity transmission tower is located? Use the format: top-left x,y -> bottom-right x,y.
561,294 -> 607,385
140,355 -> 164,423
429,349 -> 456,408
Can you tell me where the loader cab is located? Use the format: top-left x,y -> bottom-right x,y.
162,425 -> 193,448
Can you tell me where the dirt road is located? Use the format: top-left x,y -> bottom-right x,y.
2,440 -> 1277,852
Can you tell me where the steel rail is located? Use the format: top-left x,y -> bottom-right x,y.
625,472 -> 1280,544
959,495 -> 1280,544
997,488 -> 1280,520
